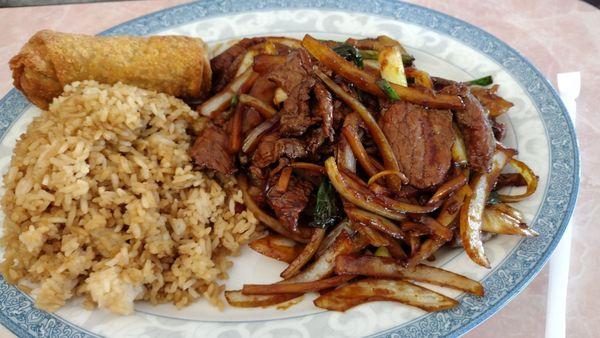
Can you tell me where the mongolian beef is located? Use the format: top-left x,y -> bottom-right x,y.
191,34 -> 539,311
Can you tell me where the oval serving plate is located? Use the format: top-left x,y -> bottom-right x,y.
0,1 -> 579,337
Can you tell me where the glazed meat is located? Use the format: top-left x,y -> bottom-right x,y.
442,84 -> 496,173
268,50 -> 317,136
266,174 -> 314,231
190,125 -> 235,175
379,101 -> 454,189
314,82 -> 334,141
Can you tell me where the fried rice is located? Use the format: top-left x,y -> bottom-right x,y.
0,81 -> 258,314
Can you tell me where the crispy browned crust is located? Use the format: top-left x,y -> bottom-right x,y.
9,30 -> 212,109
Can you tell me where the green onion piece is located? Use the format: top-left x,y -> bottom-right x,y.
376,79 -> 401,101
469,75 -> 493,86
332,43 -> 364,68
231,94 -> 239,107
359,49 -> 415,66
401,54 -> 415,66
359,49 -> 379,60
309,179 -> 343,229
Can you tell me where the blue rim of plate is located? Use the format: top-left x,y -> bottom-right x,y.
0,1 -> 579,337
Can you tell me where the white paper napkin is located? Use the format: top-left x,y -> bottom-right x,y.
545,71 -> 580,338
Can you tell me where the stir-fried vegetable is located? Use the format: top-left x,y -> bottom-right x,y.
482,203 -> 539,237
198,68 -> 258,117
200,34 -> 541,313
335,255 -> 484,296
405,68 -> 434,89
460,147 -> 516,268
496,158 -> 539,202
303,34 -> 464,109
346,207 -> 405,240
249,234 -> 304,263
332,43 -> 364,68
314,279 -> 458,312
379,45 -> 408,87
238,93 -> 277,118
225,291 -> 301,307
468,75 -> 493,86
281,228 -> 326,279
309,179 -> 344,229
241,116 -> 280,153
243,274 -> 357,295
325,157 -> 437,221
376,79 -> 401,101
316,70 -> 404,192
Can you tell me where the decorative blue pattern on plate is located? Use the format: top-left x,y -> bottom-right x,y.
0,1 -> 579,337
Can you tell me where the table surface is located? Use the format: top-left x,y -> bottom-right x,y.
0,1 -> 598,337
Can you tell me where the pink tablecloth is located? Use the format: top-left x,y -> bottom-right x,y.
0,1 -> 598,337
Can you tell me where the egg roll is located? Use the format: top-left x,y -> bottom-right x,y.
9,30 -> 212,109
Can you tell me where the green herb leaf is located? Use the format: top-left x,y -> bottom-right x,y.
332,43 -> 364,68
309,179 -> 343,229
469,75 -> 493,86
376,79 -> 401,101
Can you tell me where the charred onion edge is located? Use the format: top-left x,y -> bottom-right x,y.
281,227 -> 326,279
346,207 -> 405,240
248,234 -> 304,263
243,274 -> 356,295
313,278 -> 458,312
334,255 -> 484,296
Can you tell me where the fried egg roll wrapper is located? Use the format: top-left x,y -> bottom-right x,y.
9,30 -> 212,109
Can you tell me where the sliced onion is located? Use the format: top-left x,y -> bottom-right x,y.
199,69 -> 258,117
342,113 -> 379,177
289,162 -> 326,175
313,279 -> 458,312
496,158 -> 538,202
427,173 -> 468,205
346,208 -> 405,240
239,93 -> 277,118
460,147 -> 515,268
482,203 -> 539,237
367,170 -> 409,187
281,228 -> 326,279
334,255 -> 484,296
451,122 -> 469,166
316,70 -> 403,192
241,115 -> 280,153
242,274 -> 356,295
336,135 -> 357,173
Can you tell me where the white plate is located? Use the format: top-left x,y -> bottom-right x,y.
0,1 -> 578,337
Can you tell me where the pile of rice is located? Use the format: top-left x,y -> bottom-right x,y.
0,81 -> 258,314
